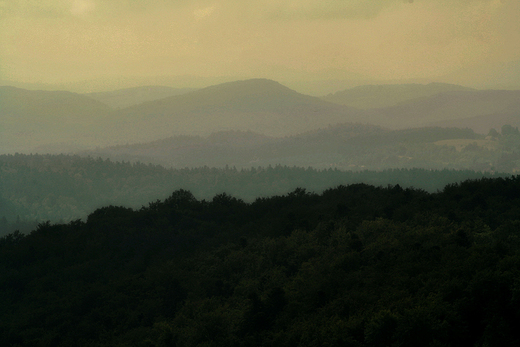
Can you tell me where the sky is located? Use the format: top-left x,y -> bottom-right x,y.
1,0 -> 519,92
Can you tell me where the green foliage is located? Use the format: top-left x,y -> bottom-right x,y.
1,153 -> 512,237
2,176 -> 520,346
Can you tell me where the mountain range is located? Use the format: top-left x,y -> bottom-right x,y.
0,86 -> 111,153
1,79 -> 519,155
99,79 -> 363,143
82,125 -> 499,171
84,85 -> 196,109
362,89 -> 520,129
321,82 -> 475,109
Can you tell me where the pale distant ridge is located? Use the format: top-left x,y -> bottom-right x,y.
82,124 -> 481,170
2,79 -> 520,154
105,78 -> 364,142
85,86 -> 196,109
430,99 -> 520,133
0,86 -> 111,119
195,78 -> 291,94
323,82 -> 475,109
365,89 -> 520,129
136,78 -> 323,109
0,86 -> 111,153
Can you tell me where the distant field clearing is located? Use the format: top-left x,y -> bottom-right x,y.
433,139 -> 499,152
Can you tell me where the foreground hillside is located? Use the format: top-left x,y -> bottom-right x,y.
2,176 -> 520,346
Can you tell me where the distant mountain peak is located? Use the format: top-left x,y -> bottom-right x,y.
197,78 -> 297,96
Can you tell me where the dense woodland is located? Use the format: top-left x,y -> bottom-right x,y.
2,176 -> 520,346
0,153 -> 511,235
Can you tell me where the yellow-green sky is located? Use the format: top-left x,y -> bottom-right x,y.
1,0 -> 519,92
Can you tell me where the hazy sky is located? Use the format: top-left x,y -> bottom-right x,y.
1,0 -> 519,91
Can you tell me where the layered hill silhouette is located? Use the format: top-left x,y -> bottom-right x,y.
2,79 -> 519,154
430,99 -> 520,133
0,86 -> 112,153
365,89 -> 520,129
322,82 -> 474,109
102,79 -> 365,142
83,124 -> 385,168
84,124 -> 496,170
84,85 -> 196,109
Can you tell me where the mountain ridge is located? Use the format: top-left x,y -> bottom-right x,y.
322,82 -> 475,109
84,85 -> 197,109
81,124 -> 494,171
102,78 -> 365,142
365,89 -> 520,129
0,86 -> 112,153
2,79 -> 519,154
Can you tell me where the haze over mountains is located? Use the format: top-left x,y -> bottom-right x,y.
0,86 -> 112,153
85,86 -> 197,109
1,78 -> 519,158
322,83 -> 475,109
84,125 -> 489,171
429,97 -> 520,134
102,79 -> 362,142
362,89 -> 520,130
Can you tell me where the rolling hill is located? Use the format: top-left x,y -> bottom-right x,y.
84,85 -> 196,109
428,99 -> 520,133
0,86 -> 112,153
322,82 -> 475,109
365,89 -> 520,131
83,124 -> 500,171
101,79 -> 366,143
2,80 -> 519,155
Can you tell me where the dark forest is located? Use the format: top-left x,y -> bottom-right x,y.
2,176 -> 520,346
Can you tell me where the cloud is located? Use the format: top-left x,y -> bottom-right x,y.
1,0 -> 517,87
0,1 -> 66,18
265,0 -> 404,20
0,1 -> 504,20
263,0 -> 506,21
194,5 -> 216,20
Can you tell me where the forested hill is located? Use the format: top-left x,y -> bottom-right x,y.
84,85 -> 196,109
85,125 -> 499,171
2,176 -> 520,346
0,153 -> 510,234
321,82 -> 474,109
